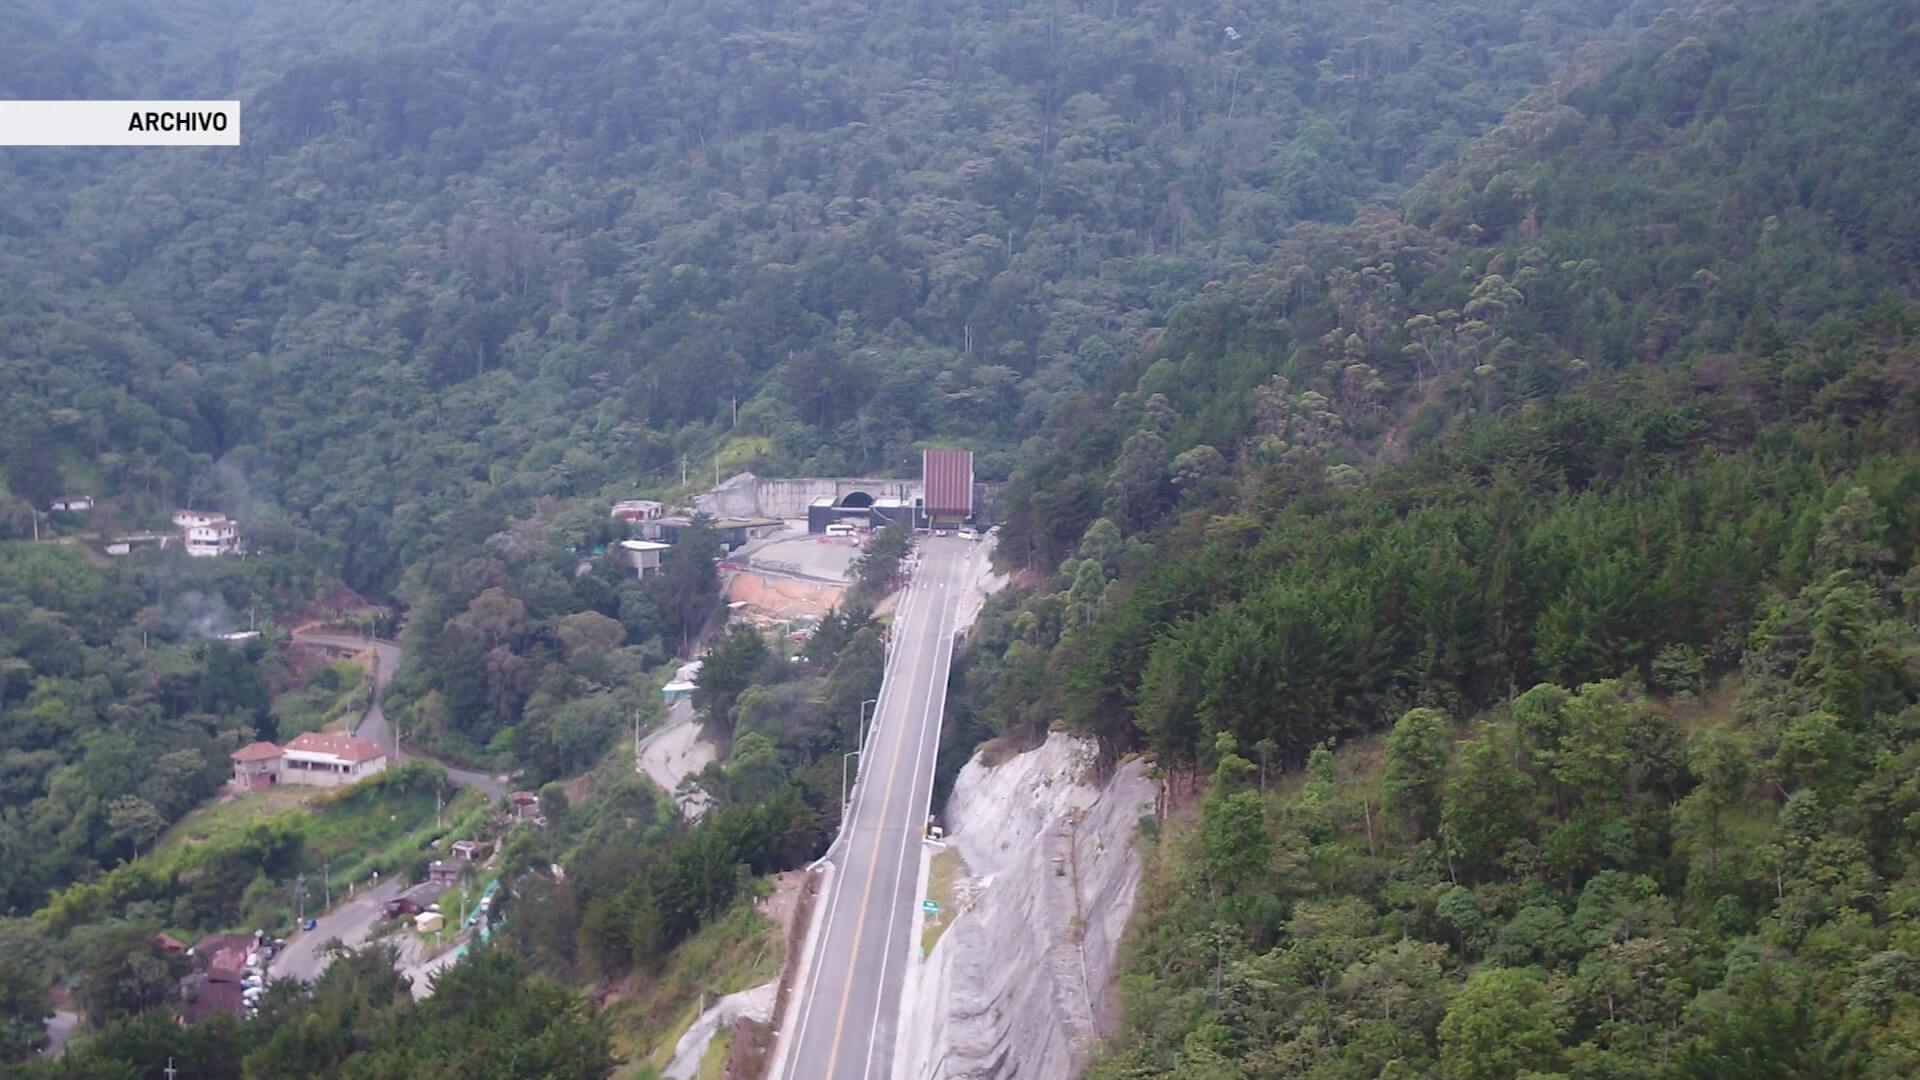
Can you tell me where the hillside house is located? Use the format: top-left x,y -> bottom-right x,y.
617,539 -> 670,578
507,791 -> 542,822
611,499 -> 666,523
280,732 -> 387,787
172,509 -> 242,557
49,495 -> 94,512
384,881 -> 450,918
229,741 -> 283,792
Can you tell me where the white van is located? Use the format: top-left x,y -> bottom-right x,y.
825,523 -> 856,537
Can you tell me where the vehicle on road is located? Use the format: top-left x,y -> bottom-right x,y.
302,918 -> 317,931
958,527 -> 978,540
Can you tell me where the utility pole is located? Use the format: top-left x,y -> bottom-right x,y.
324,860 -> 332,910
681,457 -> 688,487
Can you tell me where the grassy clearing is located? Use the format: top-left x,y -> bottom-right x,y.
270,659 -> 373,737
921,846 -> 968,954
156,785 -> 315,853
40,761 -> 493,935
606,890 -> 783,1078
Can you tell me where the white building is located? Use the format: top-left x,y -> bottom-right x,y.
278,732 -> 388,788
173,511 -> 241,557
50,495 -> 94,512
618,539 -> 671,578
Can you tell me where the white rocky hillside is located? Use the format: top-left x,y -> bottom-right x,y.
898,732 -> 1156,1080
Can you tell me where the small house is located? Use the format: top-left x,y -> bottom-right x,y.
617,539 -> 670,578
414,911 -> 445,935
383,881 -> 450,919
229,741 -> 283,792
611,499 -> 666,523
427,860 -> 461,887
507,791 -> 542,821
451,839 -> 489,862
49,495 -> 94,512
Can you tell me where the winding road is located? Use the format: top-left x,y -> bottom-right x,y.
290,630 -> 507,800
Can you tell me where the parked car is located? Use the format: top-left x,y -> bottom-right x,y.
302,918 -> 317,931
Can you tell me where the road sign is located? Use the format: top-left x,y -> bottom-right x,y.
922,899 -> 940,914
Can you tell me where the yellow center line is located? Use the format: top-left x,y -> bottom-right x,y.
822,584 -> 920,1077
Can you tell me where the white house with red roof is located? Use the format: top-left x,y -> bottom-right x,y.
229,732 -> 387,791
281,731 -> 388,787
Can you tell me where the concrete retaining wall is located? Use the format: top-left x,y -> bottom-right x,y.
697,473 -> 921,520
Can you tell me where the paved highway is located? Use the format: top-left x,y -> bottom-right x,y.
781,536 -> 972,1080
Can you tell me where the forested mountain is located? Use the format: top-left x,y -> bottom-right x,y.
7,0 -> 1920,1074
2,0 -> 1665,594
934,0 -> 1920,1074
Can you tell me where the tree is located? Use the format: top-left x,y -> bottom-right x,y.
1674,726 -> 1751,881
1437,967 -> 1569,1080
724,732 -> 786,803
1198,735 -> 1268,897
0,920 -> 51,1063
1383,707 -> 1451,840
694,626 -> 770,738
851,522 -> 911,602
1669,965 -> 1866,1080
1443,724 -> 1534,879
555,611 -> 625,659
106,797 -> 165,860
1812,487 -> 1892,579
652,515 -> 721,655
72,924 -> 178,1028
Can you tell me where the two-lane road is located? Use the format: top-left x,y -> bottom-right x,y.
781,536 -> 973,1080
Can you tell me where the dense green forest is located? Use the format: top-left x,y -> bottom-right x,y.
1,0 -> 1668,594
24,944 -> 617,1079
6,0 -> 1920,1073
0,543 -> 325,915
932,0 -> 1920,1074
